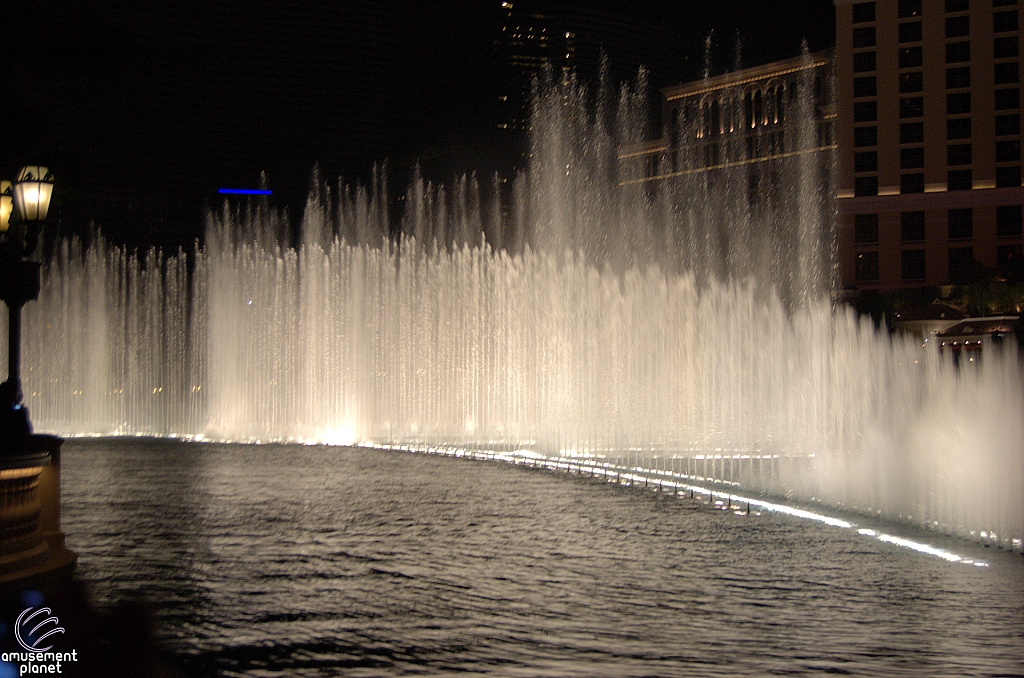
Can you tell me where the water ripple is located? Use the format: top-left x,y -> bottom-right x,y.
60,439 -> 1024,677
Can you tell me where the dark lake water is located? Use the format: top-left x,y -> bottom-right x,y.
60,439 -> 1024,677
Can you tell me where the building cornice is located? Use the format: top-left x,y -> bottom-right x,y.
661,49 -> 833,102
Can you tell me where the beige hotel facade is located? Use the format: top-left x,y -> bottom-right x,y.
626,0 -> 1023,292
836,0 -> 1024,290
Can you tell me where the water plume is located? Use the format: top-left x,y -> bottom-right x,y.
5,58 -> 1022,549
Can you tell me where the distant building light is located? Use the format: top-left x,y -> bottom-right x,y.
218,189 -> 272,195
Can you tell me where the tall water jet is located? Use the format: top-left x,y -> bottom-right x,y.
4,60 -> 1023,550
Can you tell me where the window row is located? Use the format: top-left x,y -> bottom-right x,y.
854,207 -> 1023,246
852,143 -> 1021,172
853,92 -> 1018,125
854,11 -> 1017,35
854,115 -> 1020,149
854,22 -> 942,48
853,44 -> 1018,73
855,245 -> 1022,283
855,66 -> 1018,93
853,0 -> 1018,25
853,167 -> 1021,195
851,208 -> 1019,256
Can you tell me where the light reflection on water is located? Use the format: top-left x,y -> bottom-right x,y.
61,439 -> 1024,677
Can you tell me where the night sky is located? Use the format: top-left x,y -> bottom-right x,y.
1,1 -> 835,248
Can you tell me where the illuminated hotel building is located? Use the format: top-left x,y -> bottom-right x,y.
836,0 -> 1024,290
657,51 -> 835,179
620,51 -> 835,230
619,53 -> 835,178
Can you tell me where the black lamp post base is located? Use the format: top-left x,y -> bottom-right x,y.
0,202 -> 71,591
0,398 -> 36,457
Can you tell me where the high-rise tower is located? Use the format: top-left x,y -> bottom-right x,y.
836,0 -> 1024,290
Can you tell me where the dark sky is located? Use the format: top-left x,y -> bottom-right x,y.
1,0 -> 835,248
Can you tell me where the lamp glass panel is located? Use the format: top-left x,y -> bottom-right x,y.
13,166 -> 54,221
0,195 -> 11,233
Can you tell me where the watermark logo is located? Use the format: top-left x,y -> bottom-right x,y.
0,600 -> 77,677
14,608 -> 64,653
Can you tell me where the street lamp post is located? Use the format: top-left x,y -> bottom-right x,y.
0,167 -> 51,449
0,166 -> 75,590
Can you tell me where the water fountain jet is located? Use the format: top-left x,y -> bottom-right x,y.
3,60 -> 1022,550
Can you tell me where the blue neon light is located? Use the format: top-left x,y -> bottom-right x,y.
218,188 -> 272,195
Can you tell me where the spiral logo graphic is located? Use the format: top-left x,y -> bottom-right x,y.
15,607 -> 65,652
